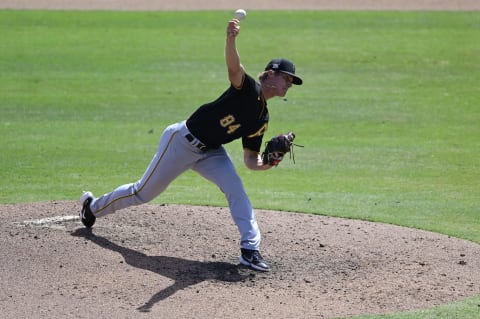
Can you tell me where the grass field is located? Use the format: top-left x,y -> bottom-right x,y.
0,10 -> 479,318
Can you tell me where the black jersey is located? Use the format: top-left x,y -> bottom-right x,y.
186,73 -> 269,152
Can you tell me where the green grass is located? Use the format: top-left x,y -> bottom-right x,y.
1,10 -> 479,318
347,294 -> 480,319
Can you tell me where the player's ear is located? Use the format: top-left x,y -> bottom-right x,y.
259,70 -> 275,83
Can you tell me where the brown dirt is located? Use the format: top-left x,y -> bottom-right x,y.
1,0 -> 480,11
1,201 -> 480,318
2,1 -> 480,318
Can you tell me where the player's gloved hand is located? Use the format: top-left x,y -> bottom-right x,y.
262,132 -> 299,166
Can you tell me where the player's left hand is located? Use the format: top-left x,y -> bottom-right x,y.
262,132 -> 300,166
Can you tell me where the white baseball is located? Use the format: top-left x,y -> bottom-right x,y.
234,9 -> 247,20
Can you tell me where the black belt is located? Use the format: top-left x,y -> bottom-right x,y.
185,133 -> 208,151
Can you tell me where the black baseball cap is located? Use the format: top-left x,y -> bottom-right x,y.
265,58 -> 303,85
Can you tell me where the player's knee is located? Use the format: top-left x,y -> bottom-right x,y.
132,185 -> 154,205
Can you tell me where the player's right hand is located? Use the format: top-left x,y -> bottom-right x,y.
227,19 -> 240,38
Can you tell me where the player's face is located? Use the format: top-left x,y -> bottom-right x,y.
281,73 -> 294,87
273,73 -> 293,97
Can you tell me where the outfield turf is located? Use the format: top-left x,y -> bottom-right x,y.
0,10 -> 479,318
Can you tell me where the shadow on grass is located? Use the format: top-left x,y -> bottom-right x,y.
71,228 -> 249,312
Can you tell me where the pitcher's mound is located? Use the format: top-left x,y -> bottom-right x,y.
1,201 -> 479,318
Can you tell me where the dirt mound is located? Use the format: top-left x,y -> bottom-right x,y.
1,201 -> 479,318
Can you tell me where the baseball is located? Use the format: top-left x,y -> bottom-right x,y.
234,9 -> 247,20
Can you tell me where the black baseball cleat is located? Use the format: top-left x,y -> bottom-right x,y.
239,248 -> 271,272
80,191 -> 96,228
